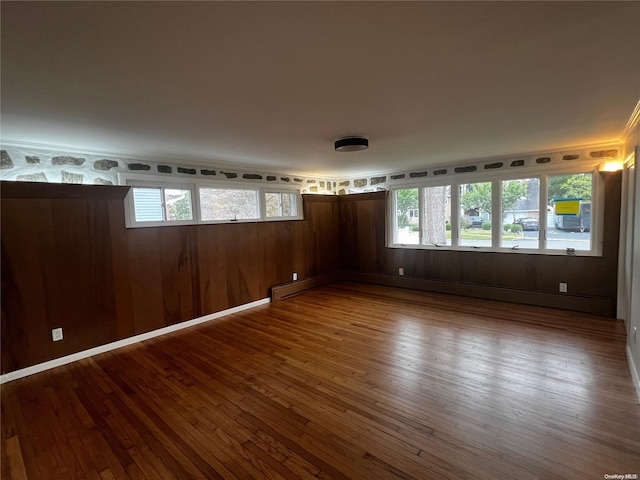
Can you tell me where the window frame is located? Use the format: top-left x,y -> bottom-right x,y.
124,180 -> 197,228
391,186 -> 422,246
499,175 -> 542,251
120,173 -> 304,228
387,163 -> 604,257
262,189 -> 303,221
458,180 -> 494,249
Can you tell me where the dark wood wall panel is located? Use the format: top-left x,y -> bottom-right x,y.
338,173 -> 622,315
1,198 -> 55,373
305,195 -> 341,275
1,195 -> 123,372
1,184 -> 340,373
127,228 -> 166,334
108,200 -> 135,340
197,224 -> 232,313
1,170 -> 621,374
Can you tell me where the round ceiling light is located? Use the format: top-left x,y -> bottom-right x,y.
335,136 -> 369,152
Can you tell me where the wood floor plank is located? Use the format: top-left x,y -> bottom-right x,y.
2,282 -> 639,479
2,436 -> 28,480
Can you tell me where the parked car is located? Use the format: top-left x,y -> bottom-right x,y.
468,216 -> 484,228
514,217 -> 539,231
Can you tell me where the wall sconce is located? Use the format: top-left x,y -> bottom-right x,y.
600,160 -> 623,172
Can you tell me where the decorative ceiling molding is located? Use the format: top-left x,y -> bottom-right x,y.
336,143 -> 622,194
623,99 -> 640,139
0,140 -> 624,196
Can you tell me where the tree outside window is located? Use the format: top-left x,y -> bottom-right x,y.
396,189 -> 419,228
423,186 -> 448,245
461,182 -> 492,217
460,182 -> 492,247
548,173 -> 592,202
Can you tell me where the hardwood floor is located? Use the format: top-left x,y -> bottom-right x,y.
2,282 -> 639,479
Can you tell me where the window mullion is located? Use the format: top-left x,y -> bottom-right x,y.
259,188 -> 267,219
592,172 -> 603,254
539,174 -> 548,250
492,179 -> 500,248
450,183 -> 460,247
161,187 -> 168,222
419,187 -> 425,245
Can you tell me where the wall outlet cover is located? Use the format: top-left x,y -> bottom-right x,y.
52,328 -> 63,342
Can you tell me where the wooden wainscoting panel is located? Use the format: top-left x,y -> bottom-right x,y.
126,227 -> 167,335
1,194 -> 121,369
49,198 -> 119,351
158,226 -> 199,325
1,185 -> 341,373
343,271 -> 615,316
304,195 -> 341,275
1,198 -> 56,372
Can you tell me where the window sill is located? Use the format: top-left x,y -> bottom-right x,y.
386,243 -> 601,257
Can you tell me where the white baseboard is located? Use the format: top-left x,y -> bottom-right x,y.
0,297 -> 271,384
627,345 -> 640,404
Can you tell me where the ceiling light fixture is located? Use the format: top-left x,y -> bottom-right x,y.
335,136 -> 369,152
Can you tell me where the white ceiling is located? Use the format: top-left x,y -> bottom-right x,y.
1,1 -> 639,177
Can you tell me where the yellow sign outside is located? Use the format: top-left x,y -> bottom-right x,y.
554,199 -> 580,216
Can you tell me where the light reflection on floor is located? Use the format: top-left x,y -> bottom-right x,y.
390,314 -> 596,423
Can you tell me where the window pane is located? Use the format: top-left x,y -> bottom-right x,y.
265,192 -> 281,217
548,173 -> 592,251
460,182 -> 492,247
132,187 -> 164,222
200,188 -> 259,221
164,188 -> 193,221
265,192 -> 298,218
395,188 -> 419,244
423,185 -> 451,246
281,192 -> 297,217
501,178 -> 539,249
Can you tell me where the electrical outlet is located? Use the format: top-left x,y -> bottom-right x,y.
399,267 -> 404,276
51,328 -> 63,342
292,272 -> 298,281
559,282 -> 568,293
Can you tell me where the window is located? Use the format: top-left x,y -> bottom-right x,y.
165,188 -> 194,221
459,182 -> 492,248
200,188 -> 259,222
392,185 -> 451,246
129,185 -> 194,225
548,173 -> 592,251
123,175 -> 303,227
501,178 -> 539,249
388,168 -> 601,256
132,187 -> 164,222
422,185 -> 450,246
265,191 -> 299,219
394,188 -> 419,245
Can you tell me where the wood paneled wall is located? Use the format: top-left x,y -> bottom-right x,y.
338,173 -> 622,316
0,173 -> 622,374
1,183 -> 339,373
